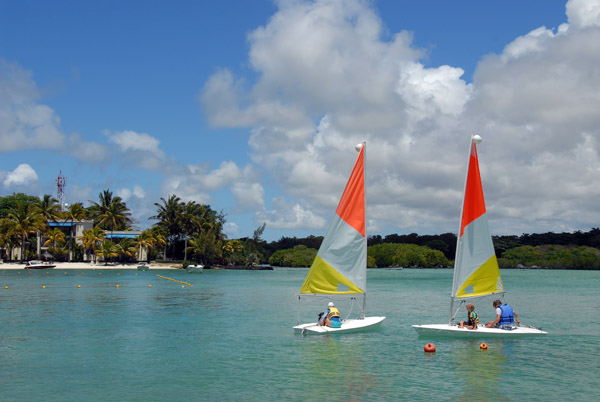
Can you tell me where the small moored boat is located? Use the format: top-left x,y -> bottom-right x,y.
137,264 -> 149,271
25,260 -> 56,269
187,264 -> 204,273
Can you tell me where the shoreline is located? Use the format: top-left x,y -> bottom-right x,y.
0,262 -> 180,270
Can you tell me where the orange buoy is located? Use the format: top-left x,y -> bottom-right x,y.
424,343 -> 436,353
480,343 -> 488,350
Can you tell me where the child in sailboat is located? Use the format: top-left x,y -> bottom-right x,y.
458,303 -> 478,330
320,302 -> 342,328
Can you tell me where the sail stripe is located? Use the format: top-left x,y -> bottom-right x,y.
336,144 -> 365,237
460,143 -> 486,238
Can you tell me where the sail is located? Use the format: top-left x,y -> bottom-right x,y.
299,143 -> 366,295
451,137 -> 504,299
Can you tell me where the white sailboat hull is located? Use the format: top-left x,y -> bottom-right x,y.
294,316 -> 386,335
412,323 -> 547,338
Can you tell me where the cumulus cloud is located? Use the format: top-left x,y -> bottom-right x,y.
567,0 -> 600,28
0,60 -> 66,152
223,222 -> 240,238
4,163 -> 39,187
200,0 -> 600,236
231,181 -> 265,212
256,197 -> 327,230
117,185 -> 146,202
104,129 -> 167,171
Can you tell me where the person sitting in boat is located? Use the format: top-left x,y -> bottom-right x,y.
320,302 -> 342,328
458,303 -> 478,330
486,299 -> 520,328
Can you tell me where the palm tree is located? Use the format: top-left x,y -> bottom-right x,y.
88,190 -> 132,238
44,227 -> 66,252
6,200 -> 46,262
153,228 -> 167,260
223,239 -> 244,265
135,229 -> 155,262
150,195 -> 183,259
180,201 -> 203,261
63,202 -> 86,261
35,194 -> 61,256
79,226 -> 105,264
97,240 -> 118,265
116,238 -> 136,262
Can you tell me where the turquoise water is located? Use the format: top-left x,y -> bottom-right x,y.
1,268 -> 598,401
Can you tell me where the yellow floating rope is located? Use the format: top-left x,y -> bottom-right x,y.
156,274 -> 193,287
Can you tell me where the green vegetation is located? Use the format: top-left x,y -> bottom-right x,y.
368,243 -> 450,268
2,191 -> 599,269
269,245 -> 318,267
498,245 -> 600,270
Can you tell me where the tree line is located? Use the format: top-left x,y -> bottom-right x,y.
0,192 -> 230,265
265,229 -> 600,269
2,191 -> 599,269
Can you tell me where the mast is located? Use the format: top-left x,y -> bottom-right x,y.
360,141 -> 366,319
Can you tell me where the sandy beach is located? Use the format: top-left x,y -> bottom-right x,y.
0,261 -> 181,270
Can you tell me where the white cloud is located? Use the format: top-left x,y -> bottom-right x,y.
256,197 -> 327,230
117,185 -> 146,202
231,181 -> 265,212
0,60 -> 66,152
200,0 -> 600,236
223,222 -> 240,238
66,133 -> 110,164
107,130 -> 162,153
104,129 -> 167,171
4,163 -> 39,187
567,0 -> 600,28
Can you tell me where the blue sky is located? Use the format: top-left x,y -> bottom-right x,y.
1,0 -> 599,241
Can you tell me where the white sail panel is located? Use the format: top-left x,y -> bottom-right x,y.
316,214 -> 366,292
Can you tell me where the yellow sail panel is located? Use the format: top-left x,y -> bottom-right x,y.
455,255 -> 503,298
300,255 -> 363,294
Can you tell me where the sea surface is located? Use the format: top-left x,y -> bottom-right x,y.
1,268 -> 598,401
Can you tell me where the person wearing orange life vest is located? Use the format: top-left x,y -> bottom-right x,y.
320,302 -> 342,328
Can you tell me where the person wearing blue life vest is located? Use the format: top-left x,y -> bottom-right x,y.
486,299 -> 520,328
319,302 -> 342,328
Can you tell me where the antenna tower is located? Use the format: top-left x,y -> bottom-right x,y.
56,171 -> 67,211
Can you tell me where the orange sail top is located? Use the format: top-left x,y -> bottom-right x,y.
335,144 -> 365,237
460,142 -> 486,238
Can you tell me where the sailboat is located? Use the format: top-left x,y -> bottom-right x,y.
412,135 -> 546,337
293,142 -> 386,335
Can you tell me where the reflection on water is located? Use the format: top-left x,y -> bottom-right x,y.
295,335 -> 383,401
454,339 -> 509,402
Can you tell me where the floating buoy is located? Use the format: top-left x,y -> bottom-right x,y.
480,343 -> 488,350
42,285 -> 46,289
148,284 -> 151,288
424,343 -> 436,353
4,286 -> 8,289
77,285 -> 81,288
116,285 -> 119,288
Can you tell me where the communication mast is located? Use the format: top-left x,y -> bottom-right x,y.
56,171 -> 67,211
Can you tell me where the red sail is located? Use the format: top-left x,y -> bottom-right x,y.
460,142 -> 486,238
335,144 -> 365,237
